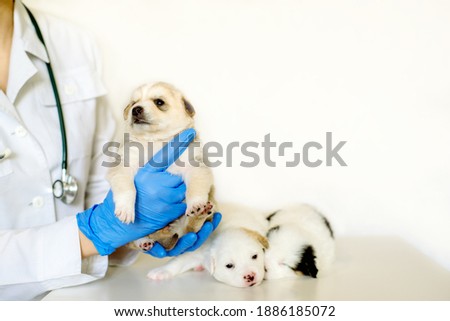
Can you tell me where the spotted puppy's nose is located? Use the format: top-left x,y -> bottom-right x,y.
132,106 -> 143,117
244,272 -> 256,283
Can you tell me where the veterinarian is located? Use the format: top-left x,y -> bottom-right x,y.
0,0 -> 220,300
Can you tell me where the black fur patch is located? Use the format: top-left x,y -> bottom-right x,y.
293,245 -> 318,278
323,217 -> 334,238
266,211 -> 279,221
266,225 -> 280,238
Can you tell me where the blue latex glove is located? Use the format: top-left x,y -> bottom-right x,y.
77,128 -> 219,256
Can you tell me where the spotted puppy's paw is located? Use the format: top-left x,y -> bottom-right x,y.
147,267 -> 174,281
133,237 -> 155,252
186,201 -> 214,218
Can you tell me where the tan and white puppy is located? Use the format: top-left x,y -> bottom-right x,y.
108,82 -> 214,251
264,204 -> 335,280
147,203 -> 269,287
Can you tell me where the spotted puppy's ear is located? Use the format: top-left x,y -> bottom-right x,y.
183,98 -> 195,117
241,228 -> 270,249
123,101 -> 135,120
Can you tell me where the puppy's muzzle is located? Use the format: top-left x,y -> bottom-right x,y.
132,106 -> 149,125
244,272 -> 257,286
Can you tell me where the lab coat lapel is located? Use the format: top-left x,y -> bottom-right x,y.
6,33 -> 37,111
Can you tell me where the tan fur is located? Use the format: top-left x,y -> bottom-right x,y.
241,228 -> 269,249
123,101 -> 135,120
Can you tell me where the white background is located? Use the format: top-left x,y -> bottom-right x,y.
25,0 -> 450,270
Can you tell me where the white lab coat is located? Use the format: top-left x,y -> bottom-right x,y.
0,1 -> 126,300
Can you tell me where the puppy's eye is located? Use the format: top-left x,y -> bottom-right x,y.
153,99 -> 165,107
252,254 -> 258,260
225,263 -> 234,269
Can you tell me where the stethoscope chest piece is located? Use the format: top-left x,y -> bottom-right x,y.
52,169 -> 78,204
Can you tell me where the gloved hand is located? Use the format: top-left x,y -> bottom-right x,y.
77,128 -> 220,256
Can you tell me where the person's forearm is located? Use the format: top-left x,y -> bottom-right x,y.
78,229 -> 99,258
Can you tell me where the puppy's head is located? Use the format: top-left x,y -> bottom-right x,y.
123,82 -> 195,139
207,228 -> 268,288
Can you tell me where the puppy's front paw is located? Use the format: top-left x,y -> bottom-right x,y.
115,203 -> 135,224
113,190 -> 136,224
147,267 -> 174,281
186,201 -> 214,218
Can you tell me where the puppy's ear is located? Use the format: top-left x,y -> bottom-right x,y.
241,228 -> 270,249
183,98 -> 195,117
207,253 -> 216,275
123,101 -> 135,120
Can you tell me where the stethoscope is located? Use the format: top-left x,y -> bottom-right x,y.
20,6 -> 78,204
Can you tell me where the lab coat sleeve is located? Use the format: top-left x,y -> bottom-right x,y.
0,216 -> 107,300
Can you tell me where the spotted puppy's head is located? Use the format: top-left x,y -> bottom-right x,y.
207,228 -> 269,288
123,82 -> 195,139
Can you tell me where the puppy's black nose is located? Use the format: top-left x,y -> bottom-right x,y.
244,272 -> 256,282
132,106 -> 143,116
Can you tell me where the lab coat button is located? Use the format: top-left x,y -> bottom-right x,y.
15,126 -> 28,137
32,196 -> 44,208
64,84 -> 77,95
0,148 -> 12,160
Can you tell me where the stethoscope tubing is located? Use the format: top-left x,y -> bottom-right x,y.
24,6 -> 77,204
24,6 -> 68,171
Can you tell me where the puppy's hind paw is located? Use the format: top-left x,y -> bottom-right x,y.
147,268 -> 174,281
133,237 -> 155,252
186,201 -> 214,218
